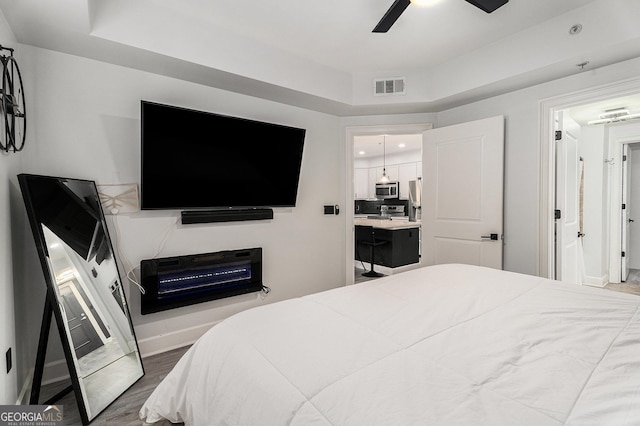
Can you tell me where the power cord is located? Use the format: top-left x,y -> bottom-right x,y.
111,214 -> 146,294
260,285 -> 271,299
150,216 -> 180,259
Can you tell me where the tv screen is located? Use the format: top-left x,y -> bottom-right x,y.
140,101 -> 306,210
22,175 -> 104,262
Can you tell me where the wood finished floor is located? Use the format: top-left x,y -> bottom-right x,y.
39,345 -> 190,426
605,268 -> 640,295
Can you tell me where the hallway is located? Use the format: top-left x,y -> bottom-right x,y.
605,269 -> 640,296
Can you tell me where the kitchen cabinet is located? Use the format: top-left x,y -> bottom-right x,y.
367,168 -> 378,198
354,220 -> 420,268
355,161 -> 421,200
398,163 -> 417,199
354,168 -> 370,199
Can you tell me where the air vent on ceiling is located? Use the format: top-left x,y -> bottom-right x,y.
374,77 -> 406,96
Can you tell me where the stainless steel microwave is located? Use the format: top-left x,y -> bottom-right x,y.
375,182 -> 399,199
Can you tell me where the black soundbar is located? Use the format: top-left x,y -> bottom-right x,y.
181,208 -> 274,224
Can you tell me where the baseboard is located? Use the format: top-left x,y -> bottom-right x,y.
42,359 -> 70,386
584,275 -> 608,288
16,369 -> 33,405
137,320 -> 220,358
24,320 -> 221,393
14,360 -> 72,405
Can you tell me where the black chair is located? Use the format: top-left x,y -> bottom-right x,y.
356,225 -> 387,278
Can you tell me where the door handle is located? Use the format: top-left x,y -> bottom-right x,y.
629,219 -> 635,223
481,233 -> 499,241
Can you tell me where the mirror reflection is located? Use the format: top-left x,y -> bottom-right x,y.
20,174 -> 143,423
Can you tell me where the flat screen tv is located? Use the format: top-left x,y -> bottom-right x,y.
140,101 -> 306,210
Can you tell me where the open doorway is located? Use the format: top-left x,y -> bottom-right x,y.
539,76 -> 640,281
550,95 -> 640,291
345,123 -> 432,285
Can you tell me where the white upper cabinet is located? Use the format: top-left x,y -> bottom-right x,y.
398,163 -> 418,199
355,161 -> 421,200
354,168 -> 370,199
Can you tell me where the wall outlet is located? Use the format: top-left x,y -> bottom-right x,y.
5,348 -> 11,374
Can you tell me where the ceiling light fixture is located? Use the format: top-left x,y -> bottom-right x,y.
379,135 -> 390,184
588,108 -> 640,125
599,108 -> 629,119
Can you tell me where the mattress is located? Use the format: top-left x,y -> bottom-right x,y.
139,264 -> 640,425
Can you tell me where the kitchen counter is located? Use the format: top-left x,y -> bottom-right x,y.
355,220 -> 420,268
354,217 -> 420,230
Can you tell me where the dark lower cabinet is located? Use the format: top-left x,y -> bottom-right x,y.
355,225 -> 420,268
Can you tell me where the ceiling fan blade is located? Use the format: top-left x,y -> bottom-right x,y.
464,0 -> 509,13
373,0 -> 411,33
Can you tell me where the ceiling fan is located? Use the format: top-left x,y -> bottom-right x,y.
373,0 -> 509,33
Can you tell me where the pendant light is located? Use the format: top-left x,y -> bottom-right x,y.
379,135 -> 390,184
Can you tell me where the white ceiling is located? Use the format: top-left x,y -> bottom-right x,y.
354,134 -> 422,159
109,0 -> 594,75
1,0 -> 640,116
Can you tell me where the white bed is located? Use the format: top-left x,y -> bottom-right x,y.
139,264 -> 640,425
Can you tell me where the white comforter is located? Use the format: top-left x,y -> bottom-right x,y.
139,264 -> 640,425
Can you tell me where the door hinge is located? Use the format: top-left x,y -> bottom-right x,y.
555,209 -> 561,219
624,154 -> 627,161
622,251 -> 626,258
623,203 -> 626,210
555,131 -> 562,141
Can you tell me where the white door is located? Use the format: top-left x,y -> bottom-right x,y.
555,112 -> 581,284
622,144 -> 631,281
422,116 -> 504,269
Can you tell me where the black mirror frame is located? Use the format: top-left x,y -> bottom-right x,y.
18,173 -> 144,424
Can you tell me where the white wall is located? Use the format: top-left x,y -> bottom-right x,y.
12,44 -> 346,393
434,57 -> 640,275
0,11 -> 20,404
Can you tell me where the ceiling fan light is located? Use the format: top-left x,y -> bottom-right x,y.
588,109 -> 640,125
410,0 -> 444,7
599,108 -> 629,119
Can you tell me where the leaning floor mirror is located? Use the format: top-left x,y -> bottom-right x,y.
19,173 -> 144,424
